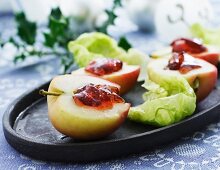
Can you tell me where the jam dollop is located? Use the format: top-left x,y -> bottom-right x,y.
167,52 -> 201,74
171,38 -> 207,54
85,58 -> 123,76
167,52 -> 184,70
73,84 -> 124,110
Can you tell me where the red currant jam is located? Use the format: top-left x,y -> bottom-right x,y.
73,84 -> 124,110
171,38 -> 207,54
85,58 -> 123,76
167,52 -> 184,70
179,64 -> 201,74
167,52 -> 201,74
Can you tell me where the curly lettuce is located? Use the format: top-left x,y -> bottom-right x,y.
128,73 -> 196,126
68,32 -> 150,81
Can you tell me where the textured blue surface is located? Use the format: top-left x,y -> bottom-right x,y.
1,1 -> 220,169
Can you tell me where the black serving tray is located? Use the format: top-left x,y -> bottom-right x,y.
3,78 -> 220,162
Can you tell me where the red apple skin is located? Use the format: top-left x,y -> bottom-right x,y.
191,52 -> 219,66
72,66 -> 140,94
184,64 -> 218,102
103,68 -> 140,94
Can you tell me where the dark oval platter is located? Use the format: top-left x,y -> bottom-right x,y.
3,77 -> 220,162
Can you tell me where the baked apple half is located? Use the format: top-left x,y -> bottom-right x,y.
72,58 -> 140,94
40,75 -> 130,140
147,52 -> 218,101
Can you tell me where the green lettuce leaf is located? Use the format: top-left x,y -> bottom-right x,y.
68,32 -> 150,81
128,75 -> 196,126
190,23 -> 220,48
142,79 -> 168,101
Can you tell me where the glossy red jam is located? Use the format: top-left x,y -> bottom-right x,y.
73,84 -> 124,110
179,65 -> 201,74
167,52 -> 201,74
167,52 -> 184,70
171,38 -> 207,54
85,58 -> 123,76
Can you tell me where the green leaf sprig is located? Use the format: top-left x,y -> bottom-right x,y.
118,36 -> 132,51
1,0 -> 132,72
15,12 -> 37,45
96,0 -> 132,51
3,8 -> 73,72
44,8 -> 73,48
96,0 -> 122,34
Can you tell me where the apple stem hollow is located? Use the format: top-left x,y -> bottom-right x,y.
39,89 -> 62,96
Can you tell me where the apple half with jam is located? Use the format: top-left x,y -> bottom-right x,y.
151,38 -> 220,66
148,52 -> 218,101
40,75 -> 130,140
72,58 -> 140,94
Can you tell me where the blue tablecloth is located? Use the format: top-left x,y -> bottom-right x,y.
1,1 -> 220,169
